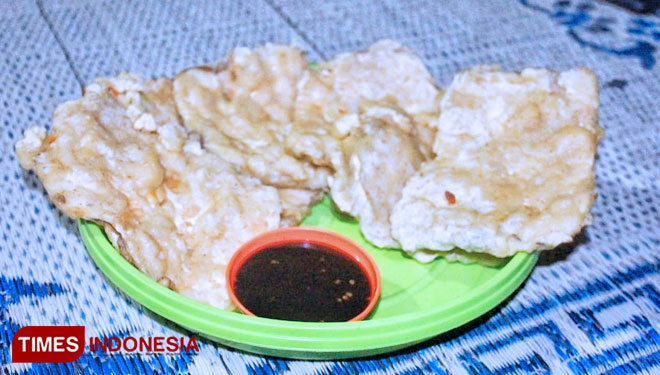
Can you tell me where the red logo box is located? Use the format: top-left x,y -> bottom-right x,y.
12,326 -> 85,363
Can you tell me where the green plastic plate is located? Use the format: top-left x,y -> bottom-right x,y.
79,196 -> 537,359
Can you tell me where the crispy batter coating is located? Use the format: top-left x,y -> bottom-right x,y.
329,115 -> 424,248
294,40 -> 441,157
16,74 -> 281,309
294,40 -> 440,245
391,66 -> 602,258
277,188 -> 325,226
172,44 -> 331,223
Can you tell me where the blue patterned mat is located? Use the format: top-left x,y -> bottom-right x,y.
1,0 -> 659,374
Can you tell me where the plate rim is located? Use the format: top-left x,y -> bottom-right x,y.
78,219 -> 538,358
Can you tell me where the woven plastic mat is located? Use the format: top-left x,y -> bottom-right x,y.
1,0 -> 659,374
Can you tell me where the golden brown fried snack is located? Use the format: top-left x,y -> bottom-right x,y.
329,115 -> 424,248
172,45 -> 331,224
16,74 -> 282,309
294,40 -> 441,157
16,41 -> 604,302
391,66 -> 603,259
294,40 -> 441,244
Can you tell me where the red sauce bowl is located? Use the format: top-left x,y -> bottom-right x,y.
226,227 -> 381,322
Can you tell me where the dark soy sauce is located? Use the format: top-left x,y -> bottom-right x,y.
234,243 -> 371,322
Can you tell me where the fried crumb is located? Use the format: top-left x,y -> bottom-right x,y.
445,191 -> 456,205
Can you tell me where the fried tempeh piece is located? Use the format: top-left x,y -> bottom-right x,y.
173,45 -> 330,224
329,115 -> 424,248
16,74 -> 282,309
294,40 -> 440,244
391,66 -> 603,258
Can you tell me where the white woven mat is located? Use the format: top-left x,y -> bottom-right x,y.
1,0 -> 659,374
